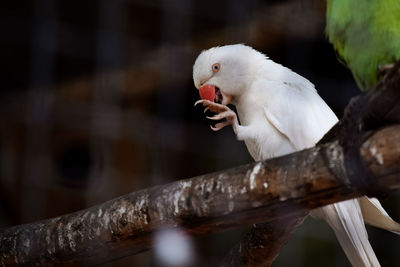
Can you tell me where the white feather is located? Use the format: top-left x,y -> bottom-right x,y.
312,200 -> 380,267
358,197 -> 400,234
193,44 -> 398,267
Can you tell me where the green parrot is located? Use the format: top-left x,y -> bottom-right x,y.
326,0 -> 400,91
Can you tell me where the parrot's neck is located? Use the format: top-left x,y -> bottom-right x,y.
234,57 -> 301,126
235,89 -> 265,127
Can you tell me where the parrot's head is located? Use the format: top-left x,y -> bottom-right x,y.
193,44 -> 265,105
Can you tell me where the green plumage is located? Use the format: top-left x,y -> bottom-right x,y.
326,0 -> 400,91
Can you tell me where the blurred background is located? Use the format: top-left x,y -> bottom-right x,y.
0,0 -> 399,266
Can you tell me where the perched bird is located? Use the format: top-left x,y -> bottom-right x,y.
326,0 -> 400,91
193,44 -> 400,266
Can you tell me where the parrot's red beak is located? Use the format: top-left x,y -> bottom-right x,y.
199,84 -> 226,104
199,84 -> 215,101
199,84 -> 231,105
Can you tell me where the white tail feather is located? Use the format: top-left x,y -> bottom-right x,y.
359,197 -> 400,234
311,199 -> 380,267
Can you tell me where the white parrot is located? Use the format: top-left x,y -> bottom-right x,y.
193,44 -> 400,267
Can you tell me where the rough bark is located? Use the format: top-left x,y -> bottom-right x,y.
1,124 -> 400,266
221,215 -> 307,267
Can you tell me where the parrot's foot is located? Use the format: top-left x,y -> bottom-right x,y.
194,100 -> 239,134
378,63 -> 394,77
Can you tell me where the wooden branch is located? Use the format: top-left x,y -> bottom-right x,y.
1,124 -> 400,266
221,214 -> 307,267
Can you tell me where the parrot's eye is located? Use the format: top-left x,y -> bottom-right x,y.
211,63 -> 220,73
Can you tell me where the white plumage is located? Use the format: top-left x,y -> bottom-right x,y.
193,44 -> 400,267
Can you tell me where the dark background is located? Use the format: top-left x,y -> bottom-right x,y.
1,0 -> 399,266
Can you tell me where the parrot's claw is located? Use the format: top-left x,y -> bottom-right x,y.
194,99 -> 206,107
210,121 -> 231,131
194,99 -> 229,113
206,111 -> 235,121
195,99 -> 239,133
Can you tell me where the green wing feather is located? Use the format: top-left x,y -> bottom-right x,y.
326,0 -> 400,91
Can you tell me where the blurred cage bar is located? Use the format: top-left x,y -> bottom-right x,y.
0,0 -> 399,266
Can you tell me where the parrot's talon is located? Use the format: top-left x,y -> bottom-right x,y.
204,107 -> 210,113
194,100 -> 203,106
210,121 -> 231,132
206,115 -> 219,120
210,125 -> 223,131
194,99 -> 209,106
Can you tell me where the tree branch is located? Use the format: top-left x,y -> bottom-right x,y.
221,214 -> 307,267
1,123 -> 400,265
